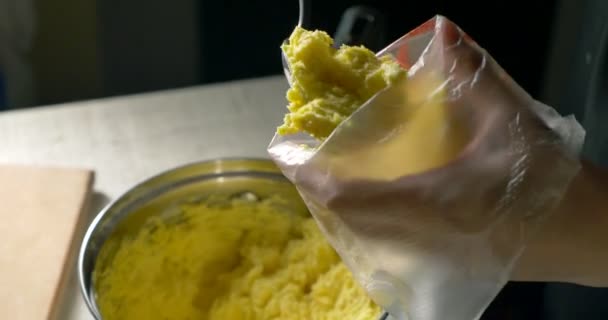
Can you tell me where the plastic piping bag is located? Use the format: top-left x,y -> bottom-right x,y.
268,15 -> 585,320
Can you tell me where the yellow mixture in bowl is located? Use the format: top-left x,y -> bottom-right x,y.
94,195 -> 381,320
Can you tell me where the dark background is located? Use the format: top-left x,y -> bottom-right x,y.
198,0 -> 557,99
2,0 -> 559,109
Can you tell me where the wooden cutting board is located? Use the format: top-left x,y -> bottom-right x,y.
0,165 -> 94,320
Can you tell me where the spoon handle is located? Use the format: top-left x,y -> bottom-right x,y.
298,0 -> 310,28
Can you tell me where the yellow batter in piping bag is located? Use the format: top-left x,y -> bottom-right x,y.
277,26 -> 470,180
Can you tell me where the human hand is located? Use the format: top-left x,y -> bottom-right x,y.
269,15 -> 584,320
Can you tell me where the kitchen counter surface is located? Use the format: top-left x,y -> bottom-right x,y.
0,75 -> 289,320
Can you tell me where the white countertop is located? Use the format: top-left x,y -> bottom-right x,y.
0,75 -> 289,319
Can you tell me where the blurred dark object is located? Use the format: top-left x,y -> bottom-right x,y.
23,0 -> 558,108
540,0 -> 608,318
333,5 -> 386,51
0,72 -> 6,110
197,0 -> 557,99
542,0 -> 608,166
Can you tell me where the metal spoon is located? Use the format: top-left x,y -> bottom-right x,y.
281,0 -> 309,85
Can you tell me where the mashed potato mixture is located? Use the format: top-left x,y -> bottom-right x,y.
278,26 -> 407,140
94,195 -> 381,319
277,27 -> 470,180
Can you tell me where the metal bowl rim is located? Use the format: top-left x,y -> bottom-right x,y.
77,157 -> 281,319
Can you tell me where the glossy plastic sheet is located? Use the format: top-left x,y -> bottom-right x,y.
268,15 -> 585,320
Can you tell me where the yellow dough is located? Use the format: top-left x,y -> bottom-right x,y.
326,73 -> 472,180
94,196 -> 381,320
279,26 -> 470,180
278,26 -> 406,140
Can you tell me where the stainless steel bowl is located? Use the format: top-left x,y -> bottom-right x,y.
78,158 -> 310,319
78,157 -> 389,320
